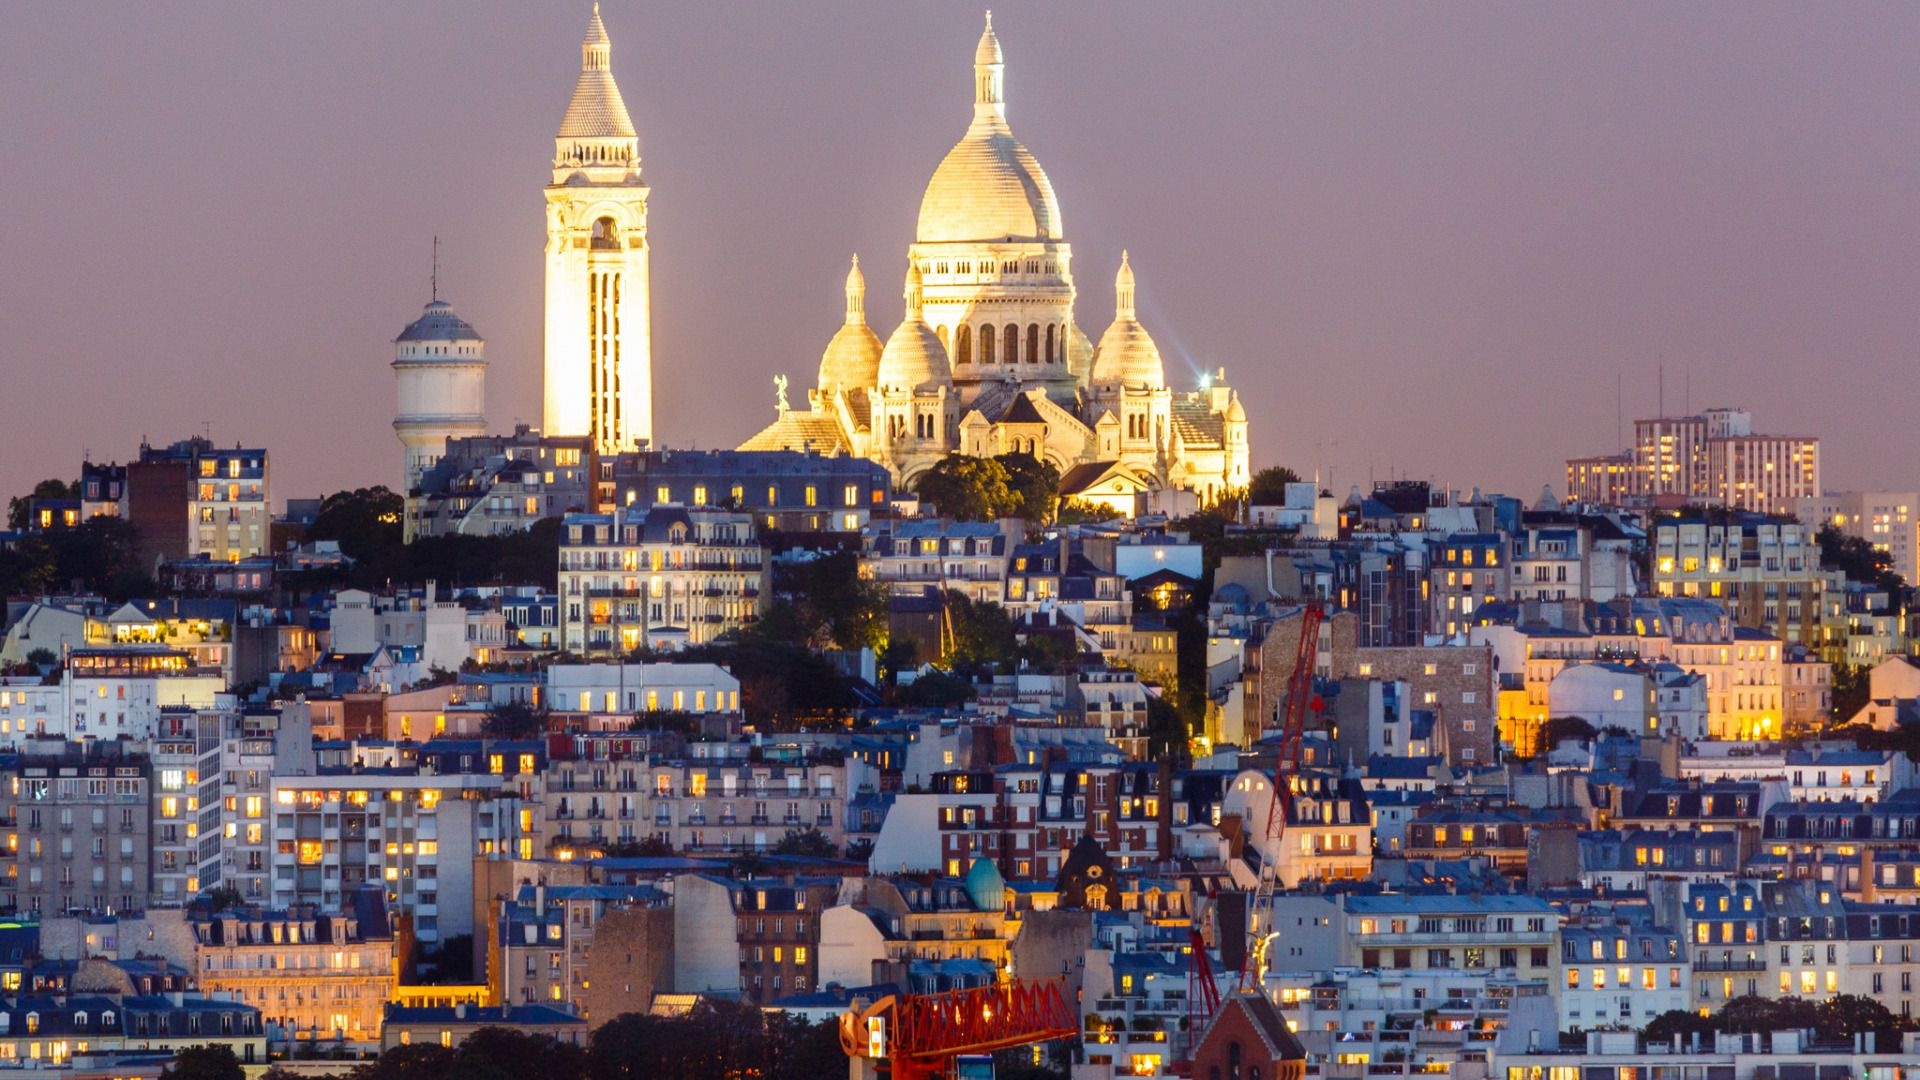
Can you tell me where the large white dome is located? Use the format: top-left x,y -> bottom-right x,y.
915,14 -> 1062,245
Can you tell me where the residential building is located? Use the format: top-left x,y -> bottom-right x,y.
558,505 -> 769,653
0,744 -> 152,915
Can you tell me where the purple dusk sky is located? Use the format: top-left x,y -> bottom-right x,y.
4,3 -> 1918,505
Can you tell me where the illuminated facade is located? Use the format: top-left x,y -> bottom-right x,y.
545,4 -> 652,454
1564,409 -> 1820,513
556,506 -> 769,654
743,16 -> 1251,508
393,296 -> 487,495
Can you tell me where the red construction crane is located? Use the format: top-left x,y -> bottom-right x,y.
839,978 -> 1078,1080
1239,599 -> 1324,993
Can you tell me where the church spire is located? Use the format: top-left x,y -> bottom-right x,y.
974,11 -> 1005,118
1115,250 -> 1135,321
845,255 -> 868,327
582,2 -> 611,70
903,261 -> 925,320
557,3 -> 638,145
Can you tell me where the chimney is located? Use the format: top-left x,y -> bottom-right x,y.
455,1003 -> 467,1020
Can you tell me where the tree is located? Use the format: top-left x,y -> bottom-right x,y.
1831,663 -> 1870,726
1543,715 -> 1597,748
6,478 -> 77,531
201,885 -> 243,912
945,590 -> 1018,673
996,452 -> 1061,526
1056,498 -> 1121,525
915,455 -> 1015,521
1643,1008 -> 1718,1046
1247,466 -> 1303,507
767,550 -> 888,652
894,669 -> 975,708
308,486 -> 405,561
482,701 -> 549,740
161,1045 -> 245,1080
1815,994 -> 1902,1047
1819,525 -> 1907,595
456,1026 -> 590,1080
772,828 -> 836,858
344,1042 -> 459,1080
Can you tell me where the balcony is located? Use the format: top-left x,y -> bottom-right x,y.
1693,957 -> 1766,972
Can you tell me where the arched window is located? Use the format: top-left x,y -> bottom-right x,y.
1004,324 -> 1020,364
956,325 -> 972,364
981,326 -> 995,364
1027,324 -> 1040,364
1045,324 -> 1056,363
590,217 -> 621,251
1228,1041 -> 1242,1080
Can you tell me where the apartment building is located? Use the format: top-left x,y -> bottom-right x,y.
1340,894 -> 1560,982
864,519 -> 1017,605
192,889 -> 396,1048
0,745 -> 152,915
1651,515 -> 1825,645
268,770 -> 522,945
558,505 -> 769,654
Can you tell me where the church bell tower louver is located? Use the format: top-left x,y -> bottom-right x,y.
544,3 -> 653,453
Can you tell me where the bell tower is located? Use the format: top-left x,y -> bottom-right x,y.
544,3 -> 652,453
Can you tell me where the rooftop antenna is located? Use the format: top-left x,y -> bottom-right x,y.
1616,370 -> 1623,454
432,236 -> 439,302
1658,360 -> 1665,420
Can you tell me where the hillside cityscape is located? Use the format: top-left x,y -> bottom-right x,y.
5,7 -> 1920,1080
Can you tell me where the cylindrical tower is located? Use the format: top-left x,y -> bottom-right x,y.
393,297 -> 488,494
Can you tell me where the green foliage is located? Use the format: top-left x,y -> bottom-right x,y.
1819,525 -> 1908,595
308,485 -> 405,561
656,637 -> 857,729
1247,466 -> 1303,507
1544,715 -> 1597,747
0,516 -> 153,600
1648,995 -> 1908,1051
286,506 -> 562,594
997,452 -> 1062,526
1831,663 -> 1870,724
944,590 -> 1018,672
772,828 -> 837,857
23,648 -> 56,670
766,550 -> 888,652
5,478 -> 77,531
345,1027 -> 587,1080
894,669 -> 976,708
915,455 -> 1015,521
160,1045 -> 245,1080
912,452 -> 1062,525
587,1002 -> 843,1080
1056,498 -> 1122,525
1146,693 -> 1191,766
200,885 -> 243,912
482,701 -> 549,740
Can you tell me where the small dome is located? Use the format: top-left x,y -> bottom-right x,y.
975,11 -> 1004,66
396,300 -> 483,344
1225,392 -> 1247,423
817,255 -> 883,394
1089,252 -> 1164,388
876,264 -> 951,392
916,14 -> 1062,244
